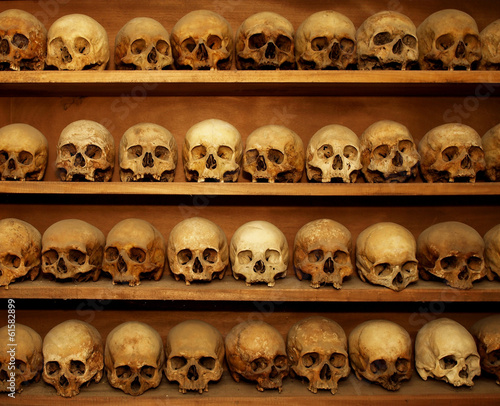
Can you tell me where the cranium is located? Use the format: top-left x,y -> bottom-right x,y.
165,319 -> 224,393
360,120 -> 420,183
356,11 -> 418,70
115,17 -> 173,70
230,220 -> 288,287
286,316 -> 350,394
56,120 -> 115,182
480,19 -> 500,70
416,317 -> 481,387
470,314 -> 500,384
183,119 -> 242,182
356,222 -> 418,291
484,224 -> 500,280
171,10 -> 233,70
42,319 -> 103,397
0,123 -> 48,181
103,218 -> 166,286
0,9 -> 47,70
295,10 -> 356,70
119,122 -> 178,182
0,323 -> 42,393
293,218 -> 353,289
225,320 -> 289,392
348,319 -> 413,391
243,125 -> 304,183
417,9 -> 481,70
417,221 -> 486,289
306,124 -> 361,183
482,123 -> 500,181
0,218 -> 41,288
167,217 -> 228,285
236,11 -> 295,70
105,321 -> 164,396
41,219 -> 105,282
47,13 -> 109,70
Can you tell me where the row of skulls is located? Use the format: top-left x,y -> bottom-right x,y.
1,216 -> 500,291
1,315 -> 499,397
1,119 -> 499,184
1,8 -> 499,71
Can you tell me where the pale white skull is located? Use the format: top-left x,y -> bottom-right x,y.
183,119 -> 242,182
165,319 -> 224,393
415,318 -> 481,387
0,323 -> 42,393
0,9 -> 47,70
115,17 -> 173,70
105,321 -> 164,396
470,314 -> 500,384
356,222 -> 418,291
417,9 -> 481,70
41,219 -> 105,282
356,11 -> 418,70
360,120 -> 420,183
293,218 -> 353,289
243,125 -> 304,183
286,316 -> 350,394
119,122 -> 178,182
306,124 -> 361,183
103,218 -> 165,286
225,320 -> 289,392
0,123 -> 48,181
348,319 -> 412,391
56,120 -> 115,182
171,10 -> 233,70
43,319 -> 103,397
484,224 -> 500,280
167,217 -> 228,285
417,221 -> 486,289
482,123 -> 500,181
295,10 -> 356,70
480,19 -> 500,70
0,218 -> 41,288
230,220 -> 288,287
47,13 -> 109,70
236,11 -> 295,70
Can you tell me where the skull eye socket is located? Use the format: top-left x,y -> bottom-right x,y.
251,357 -> 268,372
249,33 -> 267,49
238,250 -> 253,264
12,33 -> 29,49
318,144 -> 333,159
105,247 -> 119,261
402,35 -> 417,48
203,248 -> 218,263
486,350 -> 500,366
15,359 -> 27,373
396,358 -> 410,372
131,38 -> 146,54
468,146 -> 484,161
436,34 -> 455,51
2,254 -> 21,269
464,34 -> 479,49
199,356 -> 216,370
17,151 -> 33,165
74,37 -> 91,55
373,32 -> 392,46
398,140 -> 414,153
302,352 -> 320,368
334,250 -> 348,264
60,143 -> 77,158
402,261 -> 417,273
69,360 -> 86,376
0,151 -> 8,163
268,149 -> 284,164
375,263 -> 392,277
373,144 -> 389,159
276,35 -> 292,51
370,359 -> 387,374
178,249 -> 193,265
68,249 -> 86,265
156,40 -> 170,55
440,255 -> 458,270
439,355 -> 457,369
343,145 -> 358,159
311,36 -> 328,51
43,249 -> 59,266
85,144 -> 102,159
46,361 -> 61,375
181,37 -> 197,53
245,149 -> 259,164
191,145 -> 207,159
217,146 -> 233,160
442,146 -> 459,162
170,356 -> 188,370
467,256 -> 483,271
127,145 -> 143,159
265,249 -> 280,264
207,35 -> 222,50
340,38 -> 355,53
274,355 -> 288,369
155,146 -> 170,160
308,249 -> 324,263
116,365 -> 132,378
330,353 -> 347,368
129,247 -> 146,263
140,365 -> 156,379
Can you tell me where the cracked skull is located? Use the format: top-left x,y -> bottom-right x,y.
484,224 -> 500,281
483,123 -> 500,181
470,314 -> 500,385
480,19 -> 500,70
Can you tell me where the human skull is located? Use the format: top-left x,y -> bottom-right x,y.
484,224 -> 500,280
482,123 -> 500,181
41,219 -> 105,282
295,10 -> 356,70
0,9 -> 47,70
230,220 -> 288,287
225,320 -> 289,392
293,218 -> 353,289
306,124 -> 361,183
360,120 -> 419,183
0,324 -> 42,392
183,119 -> 242,182
286,316 -> 350,394
119,122 -> 178,182
417,9 -> 481,70
0,218 -> 41,288
105,321 -> 164,396
46,13 -> 109,70
419,123 -> 485,183
115,17 -> 173,70
417,221 -> 486,289
236,11 -> 295,70
167,217 -> 228,285
348,319 -> 412,391
0,123 -> 48,181
103,218 -> 165,286
470,315 -> 500,384
56,120 -> 115,182
356,11 -> 418,70
356,222 -> 418,291
171,10 -> 233,70
165,319 -> 224,393
243,125 -> 304,183
480,19 -> 500,70
415,318 -> 481,387
43,319 -> 103,397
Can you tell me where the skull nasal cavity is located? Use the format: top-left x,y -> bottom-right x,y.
392,39 -> 403,55
320,363 -> 332,380
75,153 -> 85,167
456,41 -> 466,58
330,42 -> 341,60
206,154 -> 217,169
142,152 -> 154,168
461,155 -> 472,169
257,155 -> 267,171
188,365 -> 199,381
7,158 -> 15,170
147,47 -> 158,64
193,257 -> 203,273
323,257 -> 335,274
265,42 -> 276,59
332,155 -> 343,170
57,258 -> 67,273
392,151 -> 403,167
197,43 -> 208,61
0,39 -> 9,55
254,260 -> 265,273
